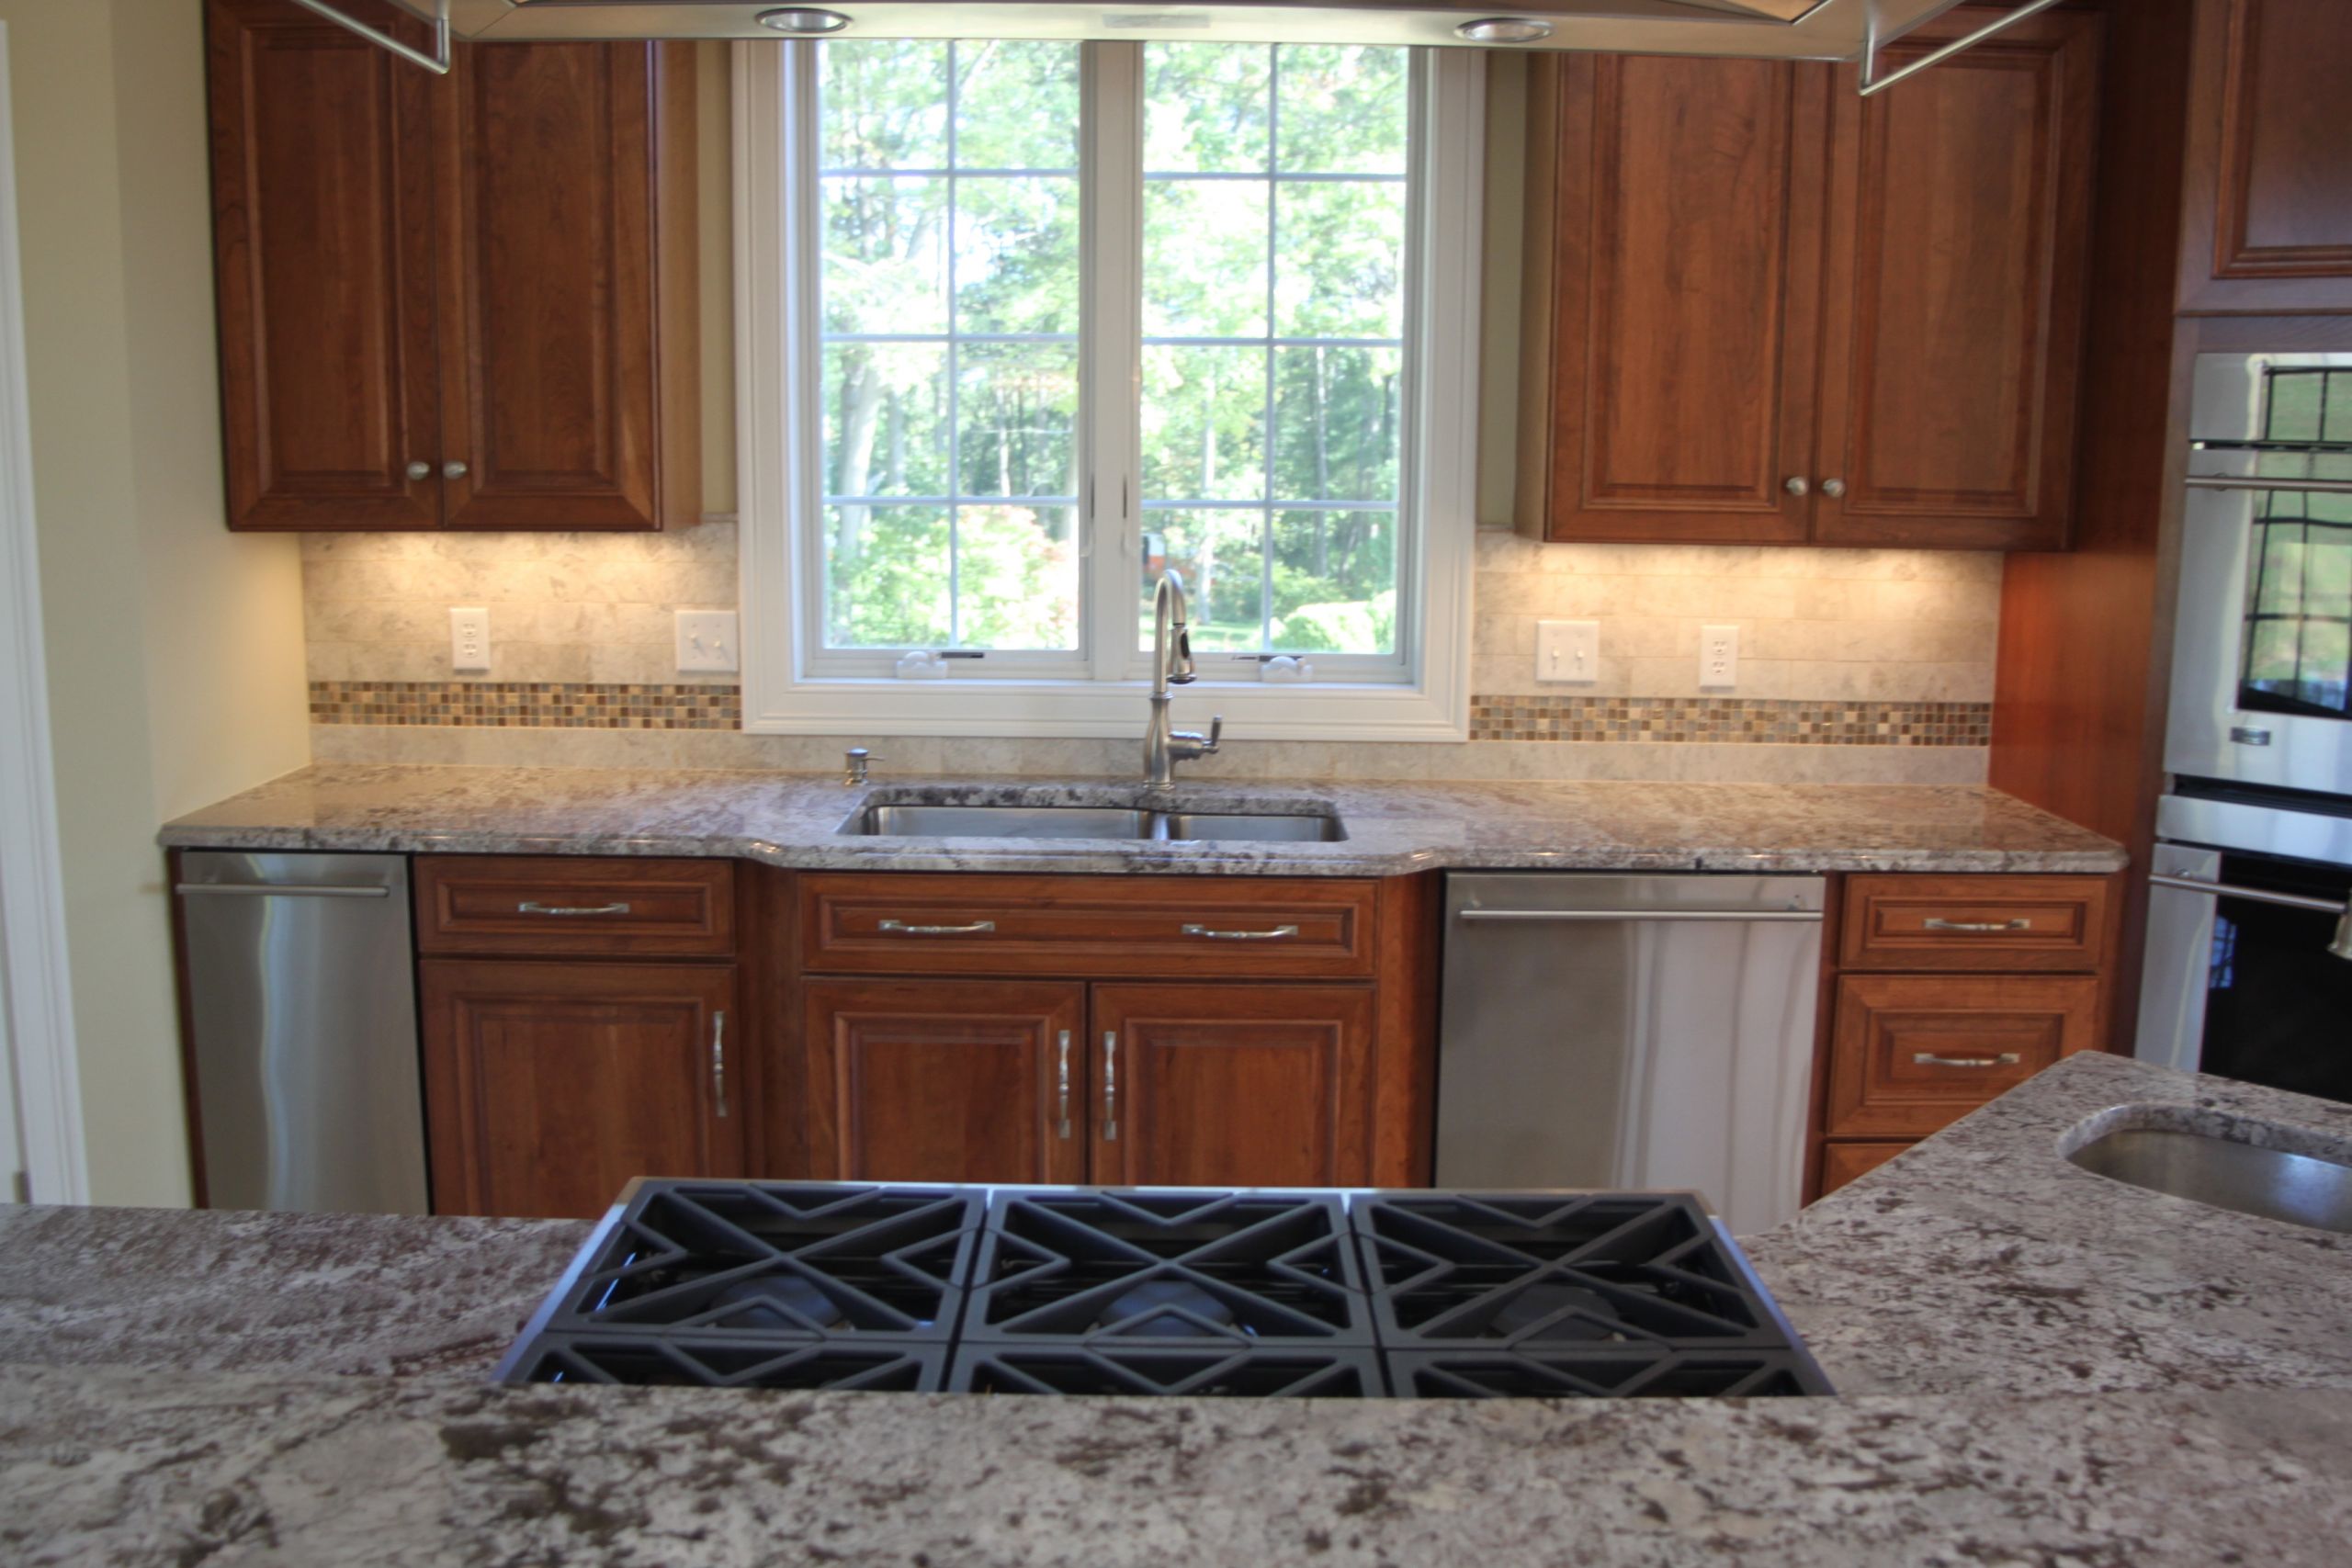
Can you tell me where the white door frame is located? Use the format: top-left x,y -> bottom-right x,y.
0,21 -> 89,1205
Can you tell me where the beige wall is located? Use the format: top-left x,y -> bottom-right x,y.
2,0 -> 311,1206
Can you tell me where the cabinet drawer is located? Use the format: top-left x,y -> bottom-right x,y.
1824,974 -> 2100,1139
800,874 -> 1376,980
1815,1140 -> 1909,1200
1839,875 -> 2109,972
415,856 -> 735,958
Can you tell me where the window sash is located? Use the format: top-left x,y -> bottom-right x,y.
787,39 -> 1422,683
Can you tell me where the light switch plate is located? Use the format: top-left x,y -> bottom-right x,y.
675,610 -> 740,673
449,607 -> 489,673
1536,619 -> 1600,684
1700,624 -> 1739,690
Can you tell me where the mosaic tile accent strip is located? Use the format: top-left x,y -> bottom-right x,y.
1466,696 -> 1991,747
311,681 -> 741,729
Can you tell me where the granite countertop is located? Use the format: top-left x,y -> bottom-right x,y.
5,1055 -> 2349,1563
159,763 -> 2128,875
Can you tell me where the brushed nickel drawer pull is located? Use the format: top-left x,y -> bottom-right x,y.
1102,1031 -> 1118,1143
517,900 -> 632,917
711,1011 -> 729,1119
1179,922 -> 1300,942
1922,917 -> 2030,933
876,919 -> 996,936
1913,1052 -> 2021,1069
1056,1031 -> 1072,1141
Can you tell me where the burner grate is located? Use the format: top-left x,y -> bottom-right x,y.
1386,1350 -> 1824,1399
535,1181 -> 982,1341
1349,1193 -> 1793,1351
950,1344 -> 1386,1397
511,1333 -> 948,1391
962,1190 -> 1375,1347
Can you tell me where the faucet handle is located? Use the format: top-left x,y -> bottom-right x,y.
1203,716 -> 1222,753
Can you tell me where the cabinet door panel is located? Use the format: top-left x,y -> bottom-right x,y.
2179,0 -> 2352,311
421,959 -> 738,1219
1524,53 -> 1824,544
435,42 -> 695,530
1092,985 -> 1375,1189
1816,6 -> 2099,549
804,980 -> 1086,1184
207,0 -> 439,530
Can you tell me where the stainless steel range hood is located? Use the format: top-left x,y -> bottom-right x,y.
311,0 -> 2045,94
435,0 -> 1977,64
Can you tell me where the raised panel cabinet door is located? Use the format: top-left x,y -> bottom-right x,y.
1517,53 -> 1827,545
1091,984 -> 1376,1189
2179,0 -> 2352,312
434,42 -> 698,530
1815,5 -> 2101,550
206,0 -> 440,530
420,959 -> 741,1219
803,980 -> 1088,1184
1823,972 -> 2101,1141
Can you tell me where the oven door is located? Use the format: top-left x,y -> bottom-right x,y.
2135,842 -> 2352,1106
2165,353 -> 2352,795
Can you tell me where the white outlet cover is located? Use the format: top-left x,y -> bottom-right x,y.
449,606 -> 490,673
1700,624 -> 1739,690
675,609 -> 740,673
1535,619 -> 1600,684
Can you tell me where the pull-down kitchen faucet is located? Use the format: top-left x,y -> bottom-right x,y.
1145,569 -> 1221,787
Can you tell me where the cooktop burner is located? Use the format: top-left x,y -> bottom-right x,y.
495,1182 -> 1829,1399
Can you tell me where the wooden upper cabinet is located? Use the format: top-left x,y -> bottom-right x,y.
1091,984 -> 1376,1190
1516,54 -> 1826,545
420,958 -> 741,1219
204,3 -> 698,531
205,0 -> 440,529
1516,6 -> 2099,551
1815,4 -> 2101,551
435,42 -> 698,530
2178,0 -> 2352,313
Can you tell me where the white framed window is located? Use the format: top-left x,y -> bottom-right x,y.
736,37 -> 1481,739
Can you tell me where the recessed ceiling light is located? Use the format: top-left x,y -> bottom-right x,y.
1455,17 -> 1556,44
756,7 -> 853,34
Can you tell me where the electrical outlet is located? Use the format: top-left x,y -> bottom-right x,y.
1700,624 -> 1739,690
675,609 -> 740,673
449,607 -> 490,673
1536,619 -> 1599,684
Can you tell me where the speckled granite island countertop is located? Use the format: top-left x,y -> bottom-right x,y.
6,1055 -> 2350,1565
158,763 -> 2127,875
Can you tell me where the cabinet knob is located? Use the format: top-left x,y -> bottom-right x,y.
405,460 -> 432,481
443,460 -> 469,480
1820,478 -> 1847,499
1783,476 -> 1809,497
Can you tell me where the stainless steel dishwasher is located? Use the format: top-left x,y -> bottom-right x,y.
1437,873 -> 1826,1236
175,851 -> 428,1213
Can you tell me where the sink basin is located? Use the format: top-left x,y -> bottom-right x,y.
2064,1109 -> 2352,1235
838,800 -> 1346,842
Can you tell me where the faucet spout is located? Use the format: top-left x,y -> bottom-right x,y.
1144,569 -> 1221,787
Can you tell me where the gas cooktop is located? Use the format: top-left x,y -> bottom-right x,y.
494,1182 -> 1830,1399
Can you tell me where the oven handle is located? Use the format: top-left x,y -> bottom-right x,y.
2185,473 -> 2352,497
2149,873 -> 2352,961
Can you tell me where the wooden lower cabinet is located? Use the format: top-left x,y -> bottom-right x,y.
1815,1140 -> 1910,1198
420,958 -> 740,1219
1824,973 -> 2102,1141
802,979 -> 1088,1185
801,977 -> 1378,1188
1091,984 -> 1376,1189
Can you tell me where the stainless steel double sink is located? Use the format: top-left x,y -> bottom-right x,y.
838,798 -> 1347,843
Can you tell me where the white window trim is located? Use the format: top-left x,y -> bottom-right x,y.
735,39 -> 1481,740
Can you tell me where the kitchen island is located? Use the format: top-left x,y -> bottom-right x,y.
4,1053 -> 2348,1564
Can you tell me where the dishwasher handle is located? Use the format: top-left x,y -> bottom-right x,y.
175,882 -> 393,899
1455,907 -> 1822,924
